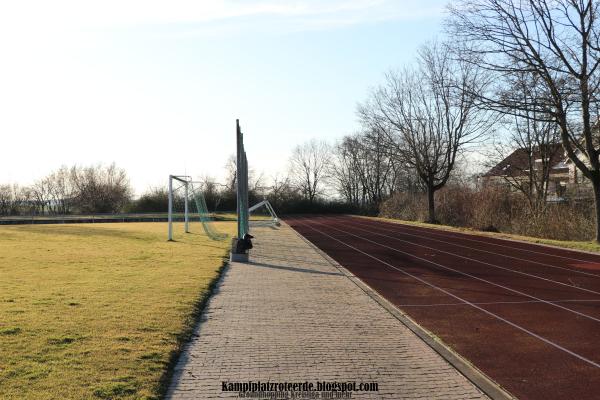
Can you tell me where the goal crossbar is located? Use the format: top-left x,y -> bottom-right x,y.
168,175 -> 191,241
167,175 -> 227,241
249,199 -> 279,227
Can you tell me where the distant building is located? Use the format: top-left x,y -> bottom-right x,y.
479,144 -> 590,201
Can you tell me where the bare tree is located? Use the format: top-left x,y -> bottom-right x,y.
251,171 -> 266,198
289,139 -> 331,204
199,175 -> 225,211
491,100 -> 562,212
331,136 -> 363,207
18,186 -> 37,215
505,122 -> 561,206
484,72 -> 562,211
331,129 -> 397,211
51,166 -> 75,214
267,174 -> 298,211
224,155 -> 237,193
448,0 -> 600,240
223,153 -> 262,195
70,163 -> 132,213
359,42 -> 492,222
0,184 -> 29,216
0,185 -> 15,215
31,177 -> 52,215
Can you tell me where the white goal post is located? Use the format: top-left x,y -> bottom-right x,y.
167,174 -> 227,241
168,175 -> 191,241
248,199 -> 280,227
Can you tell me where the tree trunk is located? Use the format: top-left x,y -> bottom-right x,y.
593,179 -> 600,243
427,183 -> 436,224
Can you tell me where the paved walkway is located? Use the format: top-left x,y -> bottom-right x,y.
167,223 -> 490,399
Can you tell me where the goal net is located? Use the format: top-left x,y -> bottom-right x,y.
167,175 -> 227,241
249,199 -> 280,227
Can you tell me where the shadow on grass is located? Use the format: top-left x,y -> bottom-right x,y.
14,225 -> 153,241
167,238 -> 228,251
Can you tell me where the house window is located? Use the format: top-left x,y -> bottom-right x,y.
557,182 -> 567,197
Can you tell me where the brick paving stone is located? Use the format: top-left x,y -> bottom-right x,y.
167,223 -> 489,399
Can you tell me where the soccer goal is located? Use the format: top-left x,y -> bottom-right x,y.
167,175 -> 227,241
249,199 -> 280,227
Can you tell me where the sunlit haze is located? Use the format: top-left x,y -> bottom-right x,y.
0,1 -> 447,194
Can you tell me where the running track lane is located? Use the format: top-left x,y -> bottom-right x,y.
285,215 -> 600,400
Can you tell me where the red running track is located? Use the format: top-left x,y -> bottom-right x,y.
285,215 -> 600,400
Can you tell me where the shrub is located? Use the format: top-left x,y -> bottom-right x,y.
380,185 -> 595,241
379,192 -> 427,221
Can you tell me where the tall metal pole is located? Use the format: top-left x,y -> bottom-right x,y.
184,182 -> 189,233
236,119 -> 241,239
168,175 -> 173,241
243,151 -> 248,236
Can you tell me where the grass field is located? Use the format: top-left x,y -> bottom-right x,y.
0,221 -> 235,399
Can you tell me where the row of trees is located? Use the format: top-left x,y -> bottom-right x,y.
284,40 -> 491,221
446,0 -> 600,241
6,1 -> 600,243
356,42 -> 492,222
287,135 -> 419,214
296,0 -> 600,242
284,0 -> 600,243
0,164 -> 132,216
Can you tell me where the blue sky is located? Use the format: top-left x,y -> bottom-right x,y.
0,1 -> 448,193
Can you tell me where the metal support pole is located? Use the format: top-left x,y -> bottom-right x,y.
184,182 -> 189,233
168,175 -> 173,241
230,119 -> 250,262
243,151 -> 248,236
236,119 -> 242,239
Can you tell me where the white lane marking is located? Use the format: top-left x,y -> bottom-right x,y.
398,299 -> 600,307
290,217 -> 600,369
359,217 -> 599,264
303,217 -> 600,324
344,216 -> 600,279
318,215 -> 600,298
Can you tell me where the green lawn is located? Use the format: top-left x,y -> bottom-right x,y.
0,222 -> 235,399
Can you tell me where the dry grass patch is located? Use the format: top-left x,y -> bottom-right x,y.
0,222 -> 234,399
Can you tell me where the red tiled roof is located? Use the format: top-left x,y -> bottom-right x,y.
483,144 -> 565,177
